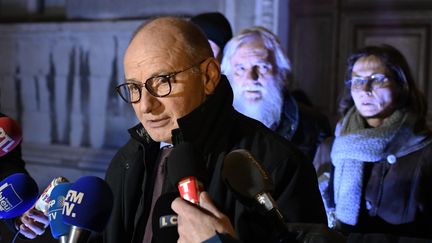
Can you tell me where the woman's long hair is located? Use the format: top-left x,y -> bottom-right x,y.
338,44 -> 427,125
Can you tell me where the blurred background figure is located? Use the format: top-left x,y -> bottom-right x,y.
221,26 -> 330,160
191,12 -> 233,62
313,44 -> 432,238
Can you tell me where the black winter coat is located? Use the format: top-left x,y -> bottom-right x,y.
103,77 -> 326,243
313,114 -> 432,238
275,94 -> 331,161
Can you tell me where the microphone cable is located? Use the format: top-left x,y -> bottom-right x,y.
11,229 -> 20,243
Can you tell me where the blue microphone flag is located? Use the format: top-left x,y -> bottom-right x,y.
48,183 -> 72,239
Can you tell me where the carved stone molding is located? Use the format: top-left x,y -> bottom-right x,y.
255,0 -> 279,33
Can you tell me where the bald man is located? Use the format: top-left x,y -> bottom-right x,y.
105,17 -> 326,243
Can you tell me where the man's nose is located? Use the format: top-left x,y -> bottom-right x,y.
137,90 -> 158,113
245,66 -> 259,81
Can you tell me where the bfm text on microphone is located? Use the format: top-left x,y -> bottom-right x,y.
0,116 -> 22,157
62,176 -> 113,243
166,143 -> 207,205
0,173 -> 38,219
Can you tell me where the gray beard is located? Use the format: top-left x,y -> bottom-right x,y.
231,79 -> 284,129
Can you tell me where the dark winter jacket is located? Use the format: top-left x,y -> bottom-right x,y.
275,93 -> 331,161
103,76 -> 326,243
313,113 -> 432,238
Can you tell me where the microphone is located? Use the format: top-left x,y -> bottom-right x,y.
0,116 -> 22,157
0,173 -> 38,219
48,183 -> 73,243
152,192 -> 179,243
166,143 -> 207,205
62,176 -> 113,243
36,176 -> 69,214
221,149 -> 292,242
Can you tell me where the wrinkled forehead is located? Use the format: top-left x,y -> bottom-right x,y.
131,25 -> 185,52
352,55 -> 387,74
234,39 -> 272,62
124,28 -> 187,67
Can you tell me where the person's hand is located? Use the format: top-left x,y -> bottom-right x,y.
15,207 -> 49,239
171,191 -> 236,243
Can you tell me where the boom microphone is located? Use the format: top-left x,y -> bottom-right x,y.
221,149 -> 291,242
0,173 -> 38,219
166,143 -> 207,205
152,192 -> 179,243
0,116 -> 22,157
48,183 -> 73,243
62,176 -> 113,243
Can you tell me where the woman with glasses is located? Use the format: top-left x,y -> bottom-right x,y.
313,44 -> 432,238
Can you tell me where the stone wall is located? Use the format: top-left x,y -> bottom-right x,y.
0,0 -> 285,189
0,20 -> 141,187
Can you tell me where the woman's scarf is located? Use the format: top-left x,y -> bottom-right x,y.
331,107 -> 405,225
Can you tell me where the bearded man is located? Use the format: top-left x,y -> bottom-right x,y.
221,27 -> 331,160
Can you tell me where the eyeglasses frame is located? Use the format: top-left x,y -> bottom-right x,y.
346,73 -> 391,90
116,58 -> 208,103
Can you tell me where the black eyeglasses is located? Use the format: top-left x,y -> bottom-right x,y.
116,59 -> 206,103
346,73 -> 390,90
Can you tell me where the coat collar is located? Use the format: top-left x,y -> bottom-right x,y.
275,93 -> 299,140
173,75 -> 235,154
385,111 -> 432,158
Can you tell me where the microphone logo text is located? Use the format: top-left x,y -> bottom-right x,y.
0,183 -> 22,212
159,215 -> 178,228
178,177 -> 201,205
0,128 -> 15,153
62,190 -> 84,218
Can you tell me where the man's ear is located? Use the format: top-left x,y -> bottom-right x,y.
202,58 -> 221,95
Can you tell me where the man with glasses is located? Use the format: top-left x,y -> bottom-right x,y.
104,17 -> 326,243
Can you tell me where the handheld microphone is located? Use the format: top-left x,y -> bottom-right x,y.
166,143 -> 207,205
62,176 -> 113,243
152,192 -> 179,243
36,176 -> 69,214
221,149 -> 291,242
0,173 -> 38,219
0,117 -> 22,157
48,183 -> 73,243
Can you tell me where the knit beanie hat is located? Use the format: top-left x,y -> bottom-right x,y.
191,12 -> 233,51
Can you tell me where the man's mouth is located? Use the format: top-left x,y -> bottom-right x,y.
147,117 -> 170,128
243,90 -> 262,101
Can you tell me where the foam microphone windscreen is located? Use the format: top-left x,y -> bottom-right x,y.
48,182 -> 72,239
0,117 -> 23,157
152,192 -> 180,243
0,173 -> 38,219
166,142 -> 208,188
62,176 -> 113,232
221,149 -> 274,202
